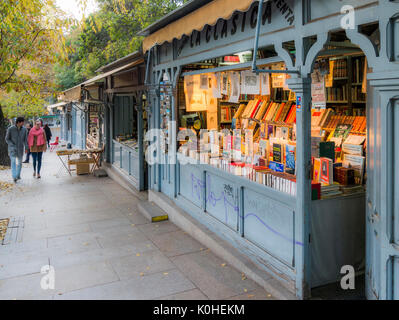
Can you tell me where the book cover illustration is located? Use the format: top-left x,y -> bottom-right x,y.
273,143 -> 283,163
285,144 -> 296,171
320,157 -> 333,185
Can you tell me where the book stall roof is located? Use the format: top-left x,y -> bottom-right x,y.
139,0 -> 254,52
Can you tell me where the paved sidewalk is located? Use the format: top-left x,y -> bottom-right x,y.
0,150 -> 275,300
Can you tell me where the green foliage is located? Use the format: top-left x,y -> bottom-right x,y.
0,0 -> 70,120
54,0 -> 188,91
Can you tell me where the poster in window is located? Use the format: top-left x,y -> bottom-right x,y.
200,74 -> 210,90
221,73 -> 229,95
229,72 -> 240,103
260,73 -> 270,96
241,70 -> 260,95
311,70 -> 327,109
212,72 -> 222,98
271,73 -> 286,88
184,74 -> 207,112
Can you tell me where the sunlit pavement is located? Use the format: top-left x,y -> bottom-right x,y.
0,149 -> 275,300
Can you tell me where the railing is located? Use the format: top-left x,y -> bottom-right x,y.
112,139 -> 140,180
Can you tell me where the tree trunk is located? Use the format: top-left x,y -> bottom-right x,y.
0,105 -> 11,166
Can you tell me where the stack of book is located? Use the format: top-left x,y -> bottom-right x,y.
340,185 -> 364,195
256,169 -> 297,196
320,184 -> 343,199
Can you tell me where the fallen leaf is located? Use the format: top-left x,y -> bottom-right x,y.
136,253 -> 140,257
244,289 -> 248,293
221,263 -> 226,267
267,294 -> 272,298
83,242 -> 89,246
140,272 -> 144,276
163,272 -> 168,275
146,267 -> 150,270
131,224 -> 135,227
247,294 -> 255,298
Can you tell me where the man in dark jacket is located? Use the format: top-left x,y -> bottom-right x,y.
44,124 -> 52,148
5,117 -> 29,183
23,122 -> 32,163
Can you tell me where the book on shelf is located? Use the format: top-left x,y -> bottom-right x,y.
320,157 -> 333,185
285,144 -> 296,173
313,158 -> 321,182
333,58 -> 348,78
272,143 -> 283,163
343,154 -> 365,185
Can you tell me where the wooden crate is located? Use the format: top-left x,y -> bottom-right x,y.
76,163 -> 90,175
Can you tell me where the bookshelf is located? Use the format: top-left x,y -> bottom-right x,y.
325,54 -> 367,115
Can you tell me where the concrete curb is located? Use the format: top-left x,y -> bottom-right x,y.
149,189 -> 298,300
137,200 -> 169,223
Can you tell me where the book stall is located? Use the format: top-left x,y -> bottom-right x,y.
143,0 -> 399,299
86,104 -> 101,149
176,53 -> 367,288
111,94 -> 147,190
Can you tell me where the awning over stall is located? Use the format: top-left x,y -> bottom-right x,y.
46,101 -> 68,112
139,0 -> 255,53
60,57 -> 145,102
82,59 -> 144,86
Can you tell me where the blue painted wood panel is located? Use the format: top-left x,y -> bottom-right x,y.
243,188 -> 295,267
205,172 -> 239,231
131,150 -> 140,180
309,0 -> 376,21
179,163 -> 203,208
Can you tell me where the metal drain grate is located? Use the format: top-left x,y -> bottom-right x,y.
2,216 -> 24,245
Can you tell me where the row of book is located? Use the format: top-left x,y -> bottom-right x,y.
326,84 -> 348,102
324,115 -> 367,133
234,99 -> 297,124
332,58 -> 348,78
352,56 -> 366,84
311,109 -> 367,133
220,106 -> 236,122
351,86 -> 366,102
208,158 -> 297,196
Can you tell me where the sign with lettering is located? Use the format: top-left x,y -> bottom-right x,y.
175,0 -> 295,59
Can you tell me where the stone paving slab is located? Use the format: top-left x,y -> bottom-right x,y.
0,151 -> 276,300
137,221 -> 179,240
156,289 -> 209,300
110,249 -> 175,280
0,255 -> 49,280
52,261 -> 119,295
54,269 -> 196,300
151,230 -> 204,257
0,272 -> 52,300
49,242 -> 157,269
171,250 -> 262,300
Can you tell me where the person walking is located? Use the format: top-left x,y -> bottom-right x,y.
43,124 -> 52,148
5,117 -> 29,183
28,120 -> 47,179
23,122 -> 32,163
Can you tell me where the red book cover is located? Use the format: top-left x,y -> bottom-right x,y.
250,100 -> 262,119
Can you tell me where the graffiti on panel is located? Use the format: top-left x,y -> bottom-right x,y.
191,173 -> 303,246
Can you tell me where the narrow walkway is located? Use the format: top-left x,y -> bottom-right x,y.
0,150 -> 275,300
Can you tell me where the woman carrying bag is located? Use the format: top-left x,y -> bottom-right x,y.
28,120 -> 47,179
